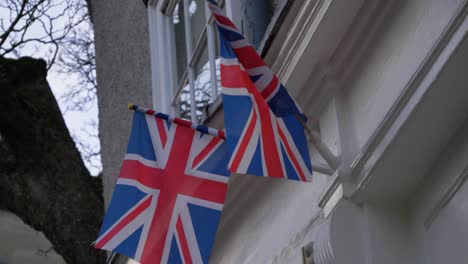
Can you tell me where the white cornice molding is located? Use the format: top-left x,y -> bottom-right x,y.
291,0 -> 468,204
329,0 -> 395,81
266,0 -> 393,117
350,2 -> 468,200
261,0 -> 399,205
273,0 -> 326,79
317,171 -> 340,209
304,0 -> 394,117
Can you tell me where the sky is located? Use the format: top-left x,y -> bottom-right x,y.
0,1 -> 102,176
48,70 -> 102,176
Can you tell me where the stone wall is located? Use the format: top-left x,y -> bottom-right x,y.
90,0 -> 153,204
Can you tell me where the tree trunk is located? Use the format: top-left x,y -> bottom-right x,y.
0,57 -> 106,264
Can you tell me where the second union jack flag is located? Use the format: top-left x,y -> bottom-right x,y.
95,111 -> 230,263
208,1 -> 312,181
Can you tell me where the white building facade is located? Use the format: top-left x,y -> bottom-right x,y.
92,0 -> 468,263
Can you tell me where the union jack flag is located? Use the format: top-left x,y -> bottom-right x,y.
95,111 -> 230,263
208,1 -> 312,181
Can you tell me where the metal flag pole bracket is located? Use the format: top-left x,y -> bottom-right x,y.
296,115 -> 339,174
128,103 -> 226,140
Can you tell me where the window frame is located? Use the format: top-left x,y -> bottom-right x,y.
148,0 -> 239,122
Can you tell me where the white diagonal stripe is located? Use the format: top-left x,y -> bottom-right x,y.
96,195 -> 152,249
117,178 -> 160,195
231,39 -> 249,49
125,154 -> 159,168
277,118 -> 312,180
134,192 -> 159,261
179,202 -> 203,264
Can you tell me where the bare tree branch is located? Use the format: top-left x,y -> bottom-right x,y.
0,0 -> 88,66
0,0 -> 101,173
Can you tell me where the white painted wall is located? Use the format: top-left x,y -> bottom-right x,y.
210,174 -> 326,264
410,119 -> 468,264
361,203 -> 415,264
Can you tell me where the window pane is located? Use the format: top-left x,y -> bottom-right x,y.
242,0 -> 275,48
178,81 -> 192,120
215,57 -> 221,94
193,41 -> 211,121
213,24 -> 221,95
188,0 -> 206,49
172,2 -> 187,83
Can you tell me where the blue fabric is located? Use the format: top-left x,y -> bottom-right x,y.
197,141 -> 231,177
196,125 -> 209,134
281,116 -> 312,172
246,140 -> 264,176
281,145 -> 301,181
98,184 -> 146,236
217,20 -> 313,180
222,94 -> 252,157
114,226 -> 143,259
188,204 -> 222,263
218,28 -> 237,59
216,17 -> 304,119
127,111 -> 157,161
168,236 -> 183,264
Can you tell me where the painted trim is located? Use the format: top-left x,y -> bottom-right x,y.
318,171 -> 340,209
287,0 -> 397,203
291,0 -> 392,118
148,5 -> 178,114
311,161 -> 334,175
273,0 -> 326,79
148,0 -> 159,7
257,0 -> 294,57
225,0 -> 242,29
159,0 -> 178,15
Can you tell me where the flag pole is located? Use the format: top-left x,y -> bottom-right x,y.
128,104 -> 226,140
295,115 -> 339,171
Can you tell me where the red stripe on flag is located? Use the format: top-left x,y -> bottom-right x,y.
176,216 -> 193,264
140,191 -> 176,263
120,160 -> 164,190
174,118 -> 193,128
213,14 -> 237,29
221,64 -> 256,90
177,176 -> 228,204
257,111 -> 283,178
260,75 -> 279,99
230,110 -> 257,172
156,117 -> 167,148
233,46 -> 266,70
218,130 -> 226,139
95,196 -> 152,249
192,137 -> 222,169
277,124 -> 307,182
